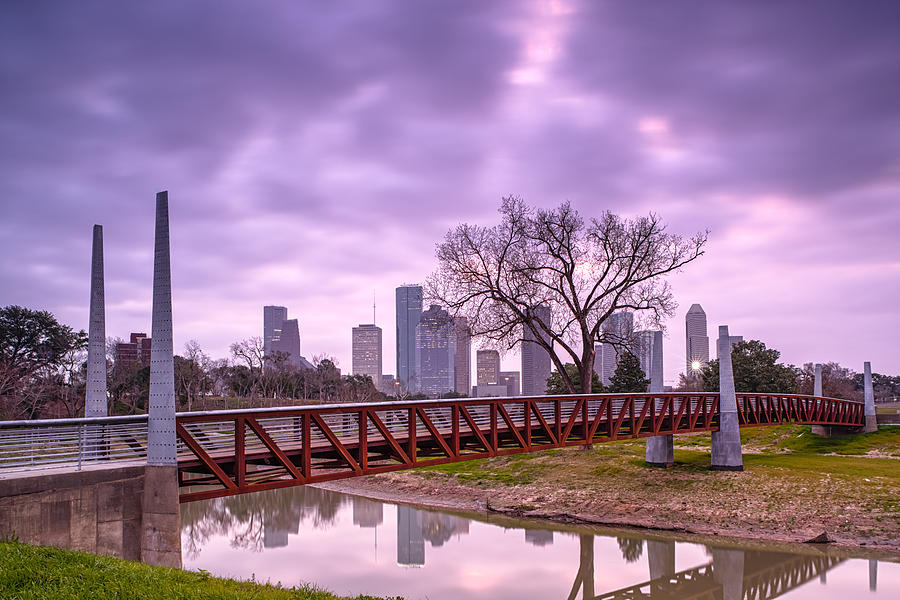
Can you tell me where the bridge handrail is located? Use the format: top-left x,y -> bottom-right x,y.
0,391 -> 861,428
0,413 -> 149,429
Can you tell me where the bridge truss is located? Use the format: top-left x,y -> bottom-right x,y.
174,392 -> 862,502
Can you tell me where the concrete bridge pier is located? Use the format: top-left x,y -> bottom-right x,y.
140,191 -> 181,568
645,331 -> 673,467
711,326 -> 743,471
864,362 -> 877,433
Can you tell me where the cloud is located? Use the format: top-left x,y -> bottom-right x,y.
1,0 -> 898,383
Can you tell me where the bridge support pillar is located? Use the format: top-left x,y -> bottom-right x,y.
85,224 -> 107,418
814,363 -> 823,397
711,325 -> 742,471
140,191 -> 181,567
811,364 -> 830,436
645,331 -> 673,467
864,362 -> 877,433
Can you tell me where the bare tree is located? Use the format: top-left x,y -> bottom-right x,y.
427,197 -> 707,394
229,337 -> 265,400
175,340 -> 212,411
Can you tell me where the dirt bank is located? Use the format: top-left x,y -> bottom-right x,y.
317,437 -> 900,554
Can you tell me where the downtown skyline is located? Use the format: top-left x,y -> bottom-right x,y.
1,2 -> 898,385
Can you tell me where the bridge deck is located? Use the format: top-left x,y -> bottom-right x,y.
0,392 -> 863,502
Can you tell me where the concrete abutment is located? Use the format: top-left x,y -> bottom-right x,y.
0,464 -> 180,566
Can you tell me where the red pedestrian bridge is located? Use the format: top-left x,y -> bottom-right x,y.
0,392 -> 863,503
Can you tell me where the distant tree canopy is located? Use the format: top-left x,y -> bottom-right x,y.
546,363 -> 604,395
608,351 -> 650,393
700,340 -> 799,394
428,197 -> 707,395
0,305 -> 87,419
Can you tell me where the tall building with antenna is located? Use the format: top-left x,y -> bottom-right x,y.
352,324 -> 382,385
352,292 -> 383,387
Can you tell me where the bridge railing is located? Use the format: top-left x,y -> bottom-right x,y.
0,392 -> 863,477
0,414 -> 149,472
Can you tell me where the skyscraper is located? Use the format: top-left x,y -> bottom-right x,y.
272,318 -> 301,364
685,304 -> 709,375
599,310 -> 634,386
452,316 -> 471,396
396,285 -> 423,390
263,305 -> 288,356
499,371 -> 521,396
476,349 -> 500,386
521,305 -> 552,396
415,305 -> 456,398
634,330 -> 660,379
264,306 -> 304,368
352,324 -> 383,384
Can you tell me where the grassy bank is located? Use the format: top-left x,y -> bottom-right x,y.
0,541 -> 398,600
351,425 -> 900,549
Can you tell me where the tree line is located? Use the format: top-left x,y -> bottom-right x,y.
0,306 -> 384,419
3,304 -> 897,420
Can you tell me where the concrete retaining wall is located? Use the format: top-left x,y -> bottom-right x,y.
0,464 -> 147,561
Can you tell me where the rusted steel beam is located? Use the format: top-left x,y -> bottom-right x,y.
174,392 -> 865,502
368,410 -> 411,464
176,422 -> 237,491
531,401 -> 558,445
416,407 -> 454,458
524,400 -> 532,448
311,414 -> 360,473
245,417 -> 304,481
490,402 -> 498,451
497,403 -> 527,449
408,407 -> 416,464
235,416 -> 246,488
561,398 -> 585,443
459,405 -> 492,454
359,408 -> 368,470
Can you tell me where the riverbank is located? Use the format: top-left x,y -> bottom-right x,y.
322,425 -> 900,553
0,541 -> 398,600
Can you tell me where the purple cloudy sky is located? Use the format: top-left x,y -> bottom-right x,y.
2,1 -> 898,385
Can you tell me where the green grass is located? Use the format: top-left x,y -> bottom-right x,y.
672,424 -> 900,456
0,541 -> 399,600
421,452 -> 551,485
420,426 -> 900,493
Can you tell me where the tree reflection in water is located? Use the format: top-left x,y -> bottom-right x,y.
181,486 -> 346,558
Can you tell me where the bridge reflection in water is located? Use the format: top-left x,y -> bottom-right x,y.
181,486 -> 885,600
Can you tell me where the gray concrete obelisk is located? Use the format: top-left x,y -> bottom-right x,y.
645,331 -> 673,467
814,363 -> 823,397
140,191 -> 181,568
863,361 -> 877,433
85,225 -> 108,418
711,325 -> 743,471
811,363 -> 828,437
